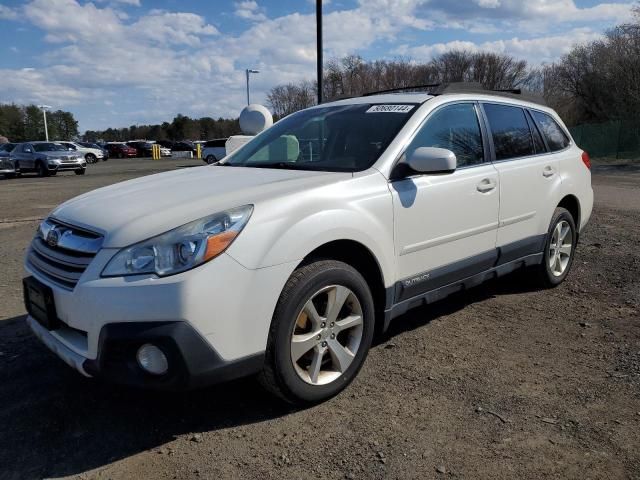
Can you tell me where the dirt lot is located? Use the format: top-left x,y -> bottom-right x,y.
0,159 -> 638,480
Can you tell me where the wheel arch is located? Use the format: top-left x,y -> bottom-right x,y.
299,239 -> 390,335
558,194 -> 581,232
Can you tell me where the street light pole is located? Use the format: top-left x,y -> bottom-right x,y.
246,69 -> 259,105
316,0 -> 323,104
38,104 -> 51,141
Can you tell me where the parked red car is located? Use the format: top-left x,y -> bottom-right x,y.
106,143 -> 137,158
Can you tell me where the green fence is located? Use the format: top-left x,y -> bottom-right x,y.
570,119 -> 640,160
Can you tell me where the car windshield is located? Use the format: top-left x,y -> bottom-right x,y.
224,103 -> 417,172
33,143 -> 67,152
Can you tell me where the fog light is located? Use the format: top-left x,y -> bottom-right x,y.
136,344 -> 168,375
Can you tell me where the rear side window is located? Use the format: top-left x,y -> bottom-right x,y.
407,103 -> 484,168
525,111 -> 546,154
483,104 -> 534,160
530,110 -> 570,151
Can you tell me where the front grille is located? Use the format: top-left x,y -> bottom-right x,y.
27,218 -> 103,290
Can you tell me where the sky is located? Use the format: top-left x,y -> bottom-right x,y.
0,0 -> 635,132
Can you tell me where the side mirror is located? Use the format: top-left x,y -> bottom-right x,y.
404,147 -> 457,175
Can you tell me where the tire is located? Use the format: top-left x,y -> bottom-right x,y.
74,168 -> 86,175
533,207 -> 577,287
260,260 -> 375,405
37,161 -> 49,177
85,153 -> 97,164
118,152 -> 124,159
14,161 -> 21,177
205,155 -> 217,165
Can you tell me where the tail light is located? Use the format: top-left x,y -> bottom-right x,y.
581,151 -> 591,170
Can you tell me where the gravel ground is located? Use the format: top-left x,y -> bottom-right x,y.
0,159 -> 638,480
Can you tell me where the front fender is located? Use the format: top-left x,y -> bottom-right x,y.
227,173 -> 396,287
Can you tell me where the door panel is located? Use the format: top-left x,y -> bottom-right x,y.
493,156 -> 561,247
391,163 -> 500,282
481,103 -> 561,248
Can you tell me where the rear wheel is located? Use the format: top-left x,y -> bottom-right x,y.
534,207 -> 577,287
260,260 -> 375,405
205,155 -> 217,165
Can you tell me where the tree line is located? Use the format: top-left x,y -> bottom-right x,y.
0,104 -> 78,143
83,115 -> 240,143
268,7 -> 640,127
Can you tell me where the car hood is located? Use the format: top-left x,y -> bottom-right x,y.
51,165 -> 351,247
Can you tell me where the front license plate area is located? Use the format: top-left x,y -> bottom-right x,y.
23,276 -> 60,330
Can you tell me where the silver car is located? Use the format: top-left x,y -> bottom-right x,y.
12,142 -> 86,177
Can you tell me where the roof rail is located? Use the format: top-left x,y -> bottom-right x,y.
362,83 -> 441,96
363,82 -> 546,106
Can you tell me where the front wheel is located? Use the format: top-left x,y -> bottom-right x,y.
74,168 -> 86,175
37,162 -> 49,177
205,155 -> 217,165
85,153 -> 97,164
534,207 -> 577,287
260,260 -> 375,405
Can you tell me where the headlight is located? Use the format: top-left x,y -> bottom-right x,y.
102,205 -> 253,277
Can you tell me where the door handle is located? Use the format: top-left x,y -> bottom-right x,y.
543,166 -> 555,177
476,178 -> 496,193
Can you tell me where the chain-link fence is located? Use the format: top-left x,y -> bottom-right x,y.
570,119 -> 640,160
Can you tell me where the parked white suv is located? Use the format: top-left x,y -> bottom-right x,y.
202,139 -> 227,164
58,141 -> 104,163
23,84 -> 593,404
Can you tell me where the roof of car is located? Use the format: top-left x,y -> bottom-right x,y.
320,82 -> 547,109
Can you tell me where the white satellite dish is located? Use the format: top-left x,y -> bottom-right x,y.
239,104 -> 273,135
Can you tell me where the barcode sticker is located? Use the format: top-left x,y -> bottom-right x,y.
366,104 -> 414,113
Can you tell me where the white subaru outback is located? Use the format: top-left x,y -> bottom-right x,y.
23,84 -> 593,404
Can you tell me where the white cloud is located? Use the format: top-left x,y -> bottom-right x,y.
234,1 -> 267,21
396,28 -> 605,64
474,0 -> 501,8
96,0 -> 141,6
0,5 -> 18,20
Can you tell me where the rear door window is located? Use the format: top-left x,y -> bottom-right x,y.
483,103 -> 535,160
530,110 -> 570,151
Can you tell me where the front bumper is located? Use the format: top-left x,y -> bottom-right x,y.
0,159 -> 16,174
24,251 -> 299,388
49,161 -> 86,171
26,316 -> 264,389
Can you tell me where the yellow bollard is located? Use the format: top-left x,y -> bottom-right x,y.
152,144 -> 160,160
196,143 -> 202,159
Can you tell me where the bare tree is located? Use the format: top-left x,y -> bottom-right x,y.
268,51 -> 531,116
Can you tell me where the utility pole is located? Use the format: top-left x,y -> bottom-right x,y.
38,105 -> 51,141
316,0 -> 323,104
246,69 -> 259,105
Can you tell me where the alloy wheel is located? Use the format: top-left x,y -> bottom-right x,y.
548,219 -> 572,277
290,285 -> 364,385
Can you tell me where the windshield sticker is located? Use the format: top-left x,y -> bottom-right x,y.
366,104 -> 415,113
